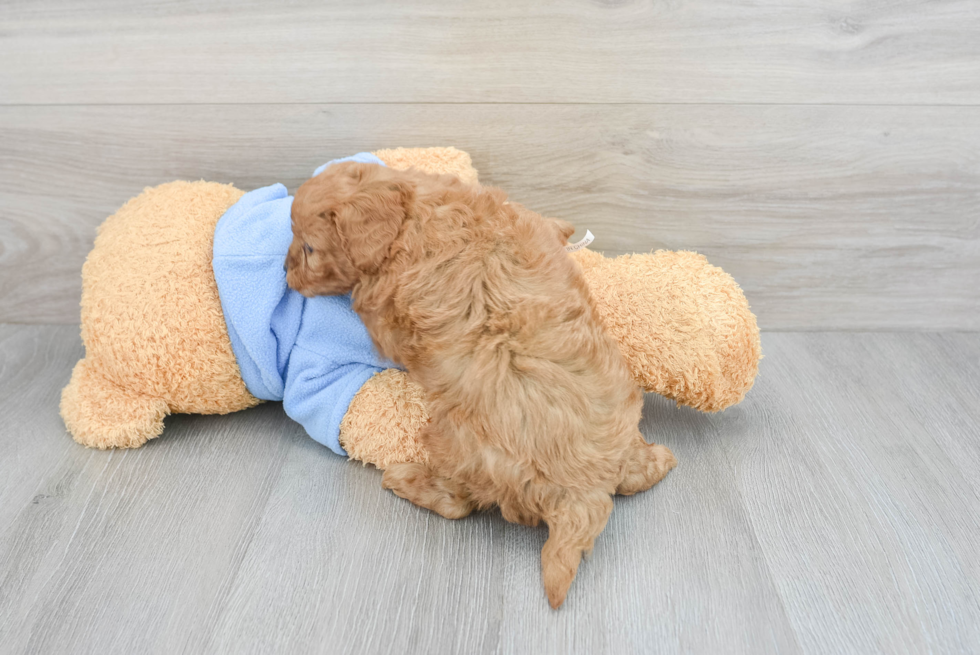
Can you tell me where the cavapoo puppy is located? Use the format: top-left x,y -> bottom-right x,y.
286,162 -> 676,608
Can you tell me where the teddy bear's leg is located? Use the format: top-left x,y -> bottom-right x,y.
60,357 -> 169,450
570,248 -> 762,412
615,433 -> 678,496
381,462 -> 475,520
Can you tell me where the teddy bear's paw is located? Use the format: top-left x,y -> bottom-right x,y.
60,358 -> 169,449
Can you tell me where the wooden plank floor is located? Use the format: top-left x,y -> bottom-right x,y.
3,1 -> 980,105
2,1 -> 980,331
2,104 -> 978,329
1,325 -> 978,654
2,1 -> 979,653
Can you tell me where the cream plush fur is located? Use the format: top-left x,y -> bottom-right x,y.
61,147 -> 761,466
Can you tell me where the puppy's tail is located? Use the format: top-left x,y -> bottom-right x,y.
541,492 -> 613,609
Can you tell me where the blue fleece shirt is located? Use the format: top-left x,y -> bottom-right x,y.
212,153 -> 398,455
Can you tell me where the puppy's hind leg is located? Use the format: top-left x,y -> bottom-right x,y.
382,462 -> 475,520
616,433 -> 677,496
541,491 -> 613,609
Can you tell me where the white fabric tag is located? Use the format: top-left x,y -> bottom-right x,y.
564,230 -> 595,253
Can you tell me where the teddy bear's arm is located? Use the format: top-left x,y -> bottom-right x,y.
339,369 -> 430,469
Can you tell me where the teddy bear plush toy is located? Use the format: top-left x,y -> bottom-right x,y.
60,147 -> 761,469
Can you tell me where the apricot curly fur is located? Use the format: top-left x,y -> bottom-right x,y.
59,147 -> 759,484
287,162 -> 677,608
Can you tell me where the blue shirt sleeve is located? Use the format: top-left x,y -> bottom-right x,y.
215,153 -> 393,456
280,293 -> 402,456
282,345 -> 383,455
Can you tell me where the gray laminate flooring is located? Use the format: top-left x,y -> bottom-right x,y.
3,2 -> 979,652
3,1 -> 980,331
1,325 -> 978,654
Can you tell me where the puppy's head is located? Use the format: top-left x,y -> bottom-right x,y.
286,162 -> 414,297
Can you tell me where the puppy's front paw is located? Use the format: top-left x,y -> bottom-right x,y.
382,463 -> 474,520
381,462 -> 425,496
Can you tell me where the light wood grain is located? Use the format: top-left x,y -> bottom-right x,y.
2,104 -> 977,329
3,1 -> 978,651
719,333 -> 980,653
0,327 -> 297,653
2,0 -> 979,105
1,325 -> 979,654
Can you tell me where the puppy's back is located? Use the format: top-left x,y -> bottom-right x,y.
390,186 -> 640,489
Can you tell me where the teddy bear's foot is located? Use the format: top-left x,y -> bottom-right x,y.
616,437 -> 677,496
381,462 -> 475,520
60,358 -> 169,449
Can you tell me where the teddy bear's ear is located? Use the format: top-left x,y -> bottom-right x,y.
338,177 -> 415,274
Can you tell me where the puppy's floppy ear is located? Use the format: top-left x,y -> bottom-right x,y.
338,177 -> 415,274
